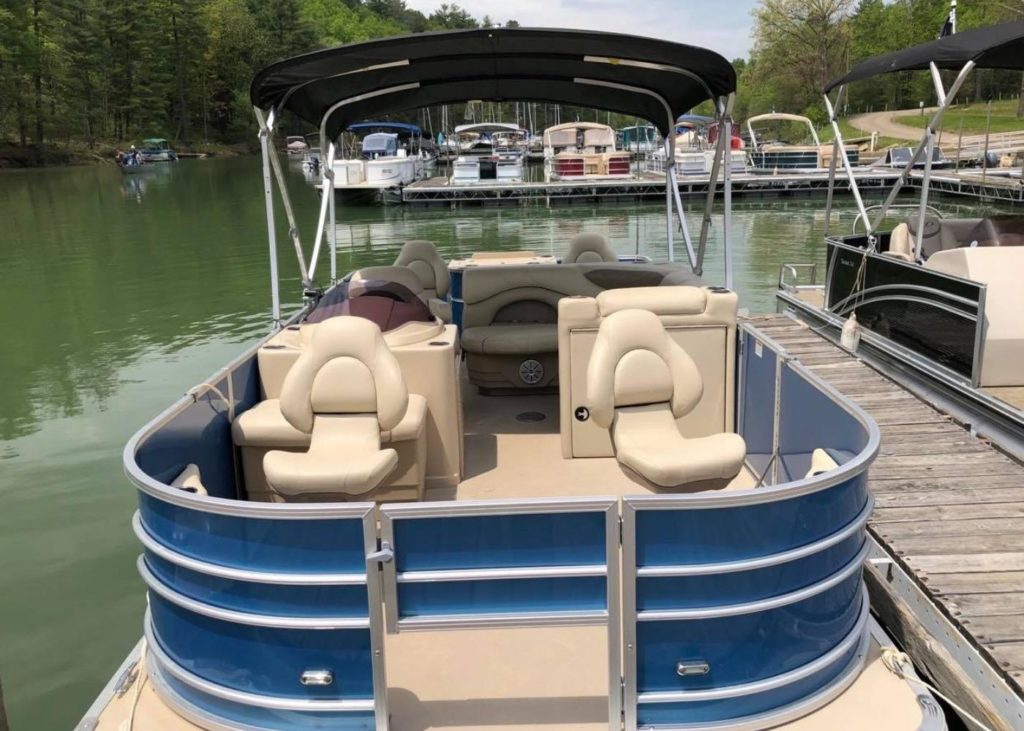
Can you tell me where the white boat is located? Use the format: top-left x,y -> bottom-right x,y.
450,122 -> 527,184
332,122 -> 435,199
543,121 -> 631,180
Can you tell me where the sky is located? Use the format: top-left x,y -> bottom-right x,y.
402,0 -> 759,61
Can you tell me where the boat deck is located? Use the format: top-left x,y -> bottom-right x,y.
750,313 -> 1024,723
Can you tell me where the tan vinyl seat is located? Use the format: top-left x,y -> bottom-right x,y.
460,323 -> 559,355
564,232 -> 617,264
587,309 -> 745,488
263,316 -> 423,500
394,240 -> 450,299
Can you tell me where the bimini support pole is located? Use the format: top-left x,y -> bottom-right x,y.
265,130 -> 312,290
696,98 -> 728,275
866,60 -> 974,234
665,132 -> 675,262
722,93 -> 735,290
307,147 -> 333,282
823,87 -> 845,240
326,143 -> 338,282
255,107 -> 282,328
823,91 -> 872,242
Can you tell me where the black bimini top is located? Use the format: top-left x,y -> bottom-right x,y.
825,20 -> 1024,92
250,28 -> 736,139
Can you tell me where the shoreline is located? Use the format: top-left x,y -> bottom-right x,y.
0,141 -> 254,169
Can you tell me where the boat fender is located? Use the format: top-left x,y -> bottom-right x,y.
840,313 -> 861,352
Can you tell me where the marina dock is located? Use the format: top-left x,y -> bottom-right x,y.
400,167 -> 1024,206
402,169 -> 903,205
747,314 -> 1024,729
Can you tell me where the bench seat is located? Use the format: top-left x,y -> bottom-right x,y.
461,323 -> 558,355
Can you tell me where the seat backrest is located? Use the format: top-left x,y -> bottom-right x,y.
587,309 -> 703,430
279,316 -> 408,434
350,265 -> 425,297
565,233 -> 617,264
394,240 -> 450,298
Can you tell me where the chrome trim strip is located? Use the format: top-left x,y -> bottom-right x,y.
396,564 -> 606,583
636,542 -> 868,621
636,496 -> 872,577
830,283 -> 980,315
832,293 -> 978,321
145,615 -> 375,712
394,609 -> 608,631
139,557 -> 370,630
381,495 -> 618,519
638,588 -> 868,703
133,513 -> 368,585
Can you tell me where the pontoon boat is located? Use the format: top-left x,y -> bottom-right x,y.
543,122 -> 631,181
79,27 -> 943,731
778,20 -> 1024,455
451,123 -> 527,184
332,122 -> 435,201
139,138 -> 178,163
747,113 -> 858,171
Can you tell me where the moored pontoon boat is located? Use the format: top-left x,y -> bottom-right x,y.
139,138 -> 178,163
450,122 -> 527,184
332,121 -> 435,202
778,20 -> 1024,454
80,27 -> 943,731
747,113 -> 858,172
544,121 -> 631,181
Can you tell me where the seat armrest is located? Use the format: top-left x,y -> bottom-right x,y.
382,394 -> 427,443
429,298 -> 452,323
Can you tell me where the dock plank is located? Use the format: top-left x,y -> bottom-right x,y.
748,314 -> 1024,712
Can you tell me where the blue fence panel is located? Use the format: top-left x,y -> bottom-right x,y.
383,500 -> 616,627
738,329 -> 777,480
138,493 -> 367,573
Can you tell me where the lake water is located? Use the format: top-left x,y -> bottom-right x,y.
0,156 -> 1001,729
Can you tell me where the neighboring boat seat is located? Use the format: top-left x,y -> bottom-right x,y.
394,240 -> 450,299
587,308 -> 745,488
924,246 -> 1024,387
564,232 -> 617,264
259,317 -> 427,502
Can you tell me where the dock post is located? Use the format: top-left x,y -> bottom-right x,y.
0,675 -> 9,731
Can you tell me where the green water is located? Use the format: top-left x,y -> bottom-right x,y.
0,157 -> 998,729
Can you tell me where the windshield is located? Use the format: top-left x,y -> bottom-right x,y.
305,279 -> 432,331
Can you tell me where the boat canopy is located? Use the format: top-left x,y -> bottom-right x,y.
250,27 -> 736,138
142,138 -> 169,146
347,121 -> 421,135
825,19 -> 1024,91
543,121 -> 615,147
676,114 -> 714,126
454,123 -> 523,135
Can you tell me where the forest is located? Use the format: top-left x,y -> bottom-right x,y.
1,0 -> 1023,165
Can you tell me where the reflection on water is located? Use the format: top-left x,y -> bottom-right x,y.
0,156 -> 1008,730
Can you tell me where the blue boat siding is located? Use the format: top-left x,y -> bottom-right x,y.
128,322 -> 879,730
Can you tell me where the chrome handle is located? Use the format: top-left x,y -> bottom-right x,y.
367,540 -> 394,565
676,660 -> 710,677
300,669 -> 334,686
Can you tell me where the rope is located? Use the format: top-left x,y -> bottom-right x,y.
119,639 -> 148,731
880,647 -> 996,731
186,383 -> 234,422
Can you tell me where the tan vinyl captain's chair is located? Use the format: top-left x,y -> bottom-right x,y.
587,309 -> 746,488
263,316 -> 422,501
564,232 -> 617,264
394,240 -> 450,300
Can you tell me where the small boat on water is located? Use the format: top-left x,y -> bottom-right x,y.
139,137 -> 178,162
285,135 -> 309,154
778,20 -> 1024,456
80,26 -> 946,731
332,121 -> 436,202
450,122 -> 527,184
668,114 -> 748,175
620,124 -> 660,155
746,113 -> 858,171
543,121 -> 631,181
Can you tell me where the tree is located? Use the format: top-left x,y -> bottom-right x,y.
428,3 -> 477,29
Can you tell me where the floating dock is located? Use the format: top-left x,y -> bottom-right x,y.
747,314 -> 1024,730
401,169 -> 904,206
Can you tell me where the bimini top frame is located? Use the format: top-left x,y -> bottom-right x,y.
746,112 -> 821,152
249,27 -> 738,326
821,19 -> 1024,258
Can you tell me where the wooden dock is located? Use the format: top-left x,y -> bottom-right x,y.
748,314 -> 1024,730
